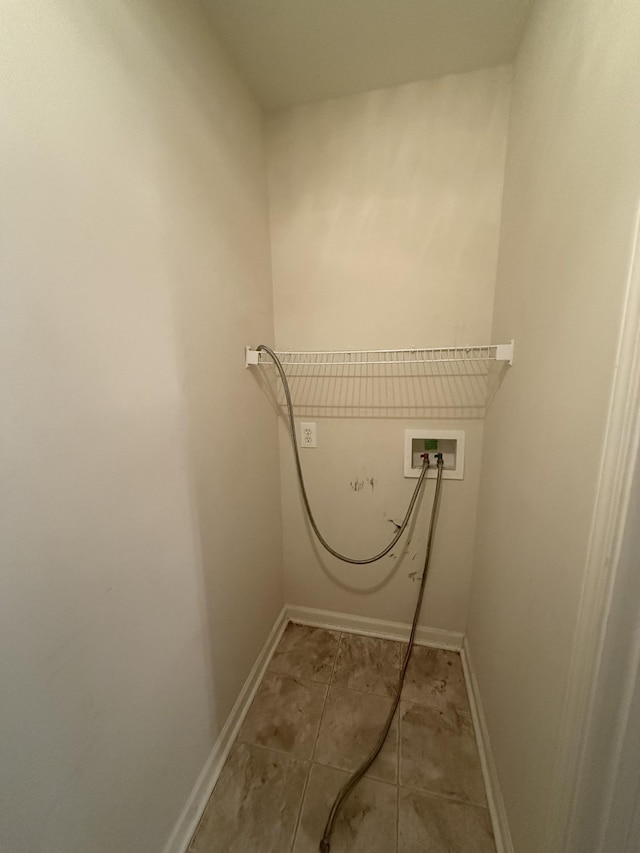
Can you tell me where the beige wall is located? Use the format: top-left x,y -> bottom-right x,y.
467,0 -> 640,850
0,2 -> 282,851
267,67 -> 511,629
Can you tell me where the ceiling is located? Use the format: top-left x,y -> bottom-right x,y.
203,0 -> 532,111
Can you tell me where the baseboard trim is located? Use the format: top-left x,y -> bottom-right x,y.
161,606 -> 289,853
461,635 -> 514,853
285,604 -> 464,650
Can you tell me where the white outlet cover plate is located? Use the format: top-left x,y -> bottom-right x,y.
404,429 -> 465,480
300,422 -> 317,448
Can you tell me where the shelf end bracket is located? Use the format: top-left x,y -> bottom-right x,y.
245,346 -> 260,368
495,339 -> 515,366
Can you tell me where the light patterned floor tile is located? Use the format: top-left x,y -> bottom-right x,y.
398,787 -> 496,853
401,646 -> 470,712
268,623 -> 340,683
400,701 -> 486,806
332,633 -> 401,697
313,685 -> 398,783
188,742 -> 308,853
293,763 -> 397,853
238,671 -> 327,759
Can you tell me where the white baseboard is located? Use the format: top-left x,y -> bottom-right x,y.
161,606 -> 289,853
461,636 -> 514,853
285,604 -> 464,650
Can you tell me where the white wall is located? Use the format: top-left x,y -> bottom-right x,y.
568,439 -> 640,852
0,2 -> 282,851
267,67 -> 511,630
467,0 -> 640,850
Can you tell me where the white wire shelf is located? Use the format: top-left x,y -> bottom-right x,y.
245,341 -> 514,368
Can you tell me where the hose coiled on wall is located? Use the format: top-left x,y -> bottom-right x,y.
256,344 -> 429,565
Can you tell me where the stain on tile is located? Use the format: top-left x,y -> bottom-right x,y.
314,685 -> 398,783
332,633 -> 401,697
293,763 -> 397,853
268,623 -> 340,683
188,742 -> 308,853
238,671 -> 327,759
398,787 -> 496,853
400,701 -> 486,806
401,645 -> 470,712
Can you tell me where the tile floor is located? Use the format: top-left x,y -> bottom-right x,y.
188,623 -> 496,853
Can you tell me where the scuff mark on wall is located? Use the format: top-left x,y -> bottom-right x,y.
350,476 -> 378,492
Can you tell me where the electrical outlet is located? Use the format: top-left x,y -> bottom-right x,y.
300,422 -> 317,448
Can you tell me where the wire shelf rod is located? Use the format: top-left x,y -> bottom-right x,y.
245,341 -> 514,367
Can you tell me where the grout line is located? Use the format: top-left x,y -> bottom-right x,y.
329,681 -> 397,701
268,671 -> 472,716
400,692 -> 472,718
398,694 -> 404,789
307,760 -> 398,791
397,699 -> 403,790
292,633 -> 343,852
235,738 -> 317,765
310,754 -> 396,787
396,643 -> 402,792
261,669 -> 333,692
290,760 -> 313,852
312,632 -> 343,760
399,780 -> 490,811
396,775 -> 401,852
267,667 -> 336,688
